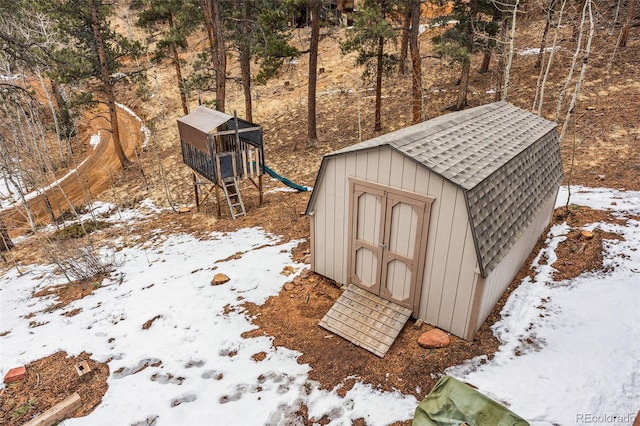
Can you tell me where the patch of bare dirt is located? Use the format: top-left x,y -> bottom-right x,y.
552,205 -> 625,281
142,315 -> 162,330
241,202 -> 628,421
242,270 -> 498,402
32,274 -> 107,315
0,352 -> 109,425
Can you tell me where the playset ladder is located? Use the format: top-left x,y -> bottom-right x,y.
221,177 -> 246,219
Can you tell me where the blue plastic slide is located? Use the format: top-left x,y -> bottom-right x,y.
262,164 -> 308,192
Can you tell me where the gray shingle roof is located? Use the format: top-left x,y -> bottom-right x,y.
467,129 -> 563,275
310,101 -> 564,277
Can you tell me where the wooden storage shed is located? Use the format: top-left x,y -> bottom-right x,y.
305,101 -> 564,346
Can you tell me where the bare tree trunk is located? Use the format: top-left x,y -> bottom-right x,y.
0,219 -> 13,252
555,0 -> 587,123
15,73 -> 51,175
240,47 -> 252,122
212,0 -> 226,112
147,123 -> 176,211
36,68 -> 64,164
0,101 -> 37,232
619,0 -> 635,47
398,6 -> 411,76
4,173 -> 36,232
559,0 -> 594,142
453,0 -> 478,109
240,0 -> 253,122
409,0 -> 422,123
564,112 -> 577,212
502,0 -> 519,101
455,58 -> 470,110
534,0 -> 567,115
563,0 -> 594,209
612,0 -> 623,32
495,17 -> 507,102
90,0 -> 130,168
374,36 -> 384,131
308,0 -> 320,144
20,93 -> 84,225
168,14 -> 189,115
479,50 -> 491,73
535,0 -> 556,69
145,49 -> 167,121
570,0 -> 586,41
51,82 -> 75,159
202,0 -> 226,112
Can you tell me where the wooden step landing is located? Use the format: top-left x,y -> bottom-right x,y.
319,284 -> 412,358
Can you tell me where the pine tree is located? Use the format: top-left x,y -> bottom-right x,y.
45,0 -> 144,168
307,0 -> 321,144
224,0 -> 298,121
341,0 -> 399,131
201,0 -> 227,111
0,0 -> 50,68
432,0 -> 500,110
137,0 -> 201,115
409,0 -> 422,123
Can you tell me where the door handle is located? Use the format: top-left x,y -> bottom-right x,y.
380,243 -> 387,249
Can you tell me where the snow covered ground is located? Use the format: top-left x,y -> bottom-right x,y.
0,205 -> 417,425
451,186 -> 640,425
1,186 -> 639,425
517,46 -> 561,56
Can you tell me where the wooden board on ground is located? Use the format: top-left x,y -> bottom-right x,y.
23,392 -> 82,426
319,284 -> 412,357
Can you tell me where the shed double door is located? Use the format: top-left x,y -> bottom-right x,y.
349,180 -> 431,311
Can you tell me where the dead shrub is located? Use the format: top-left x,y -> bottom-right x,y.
47,241 -> 117,282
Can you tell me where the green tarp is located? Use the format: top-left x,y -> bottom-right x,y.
412,376 -> 530,426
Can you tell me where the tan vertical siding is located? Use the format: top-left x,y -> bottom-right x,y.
453,232 -> 481,337
377,149 -> 393,185
420,175 -> 443,324
355,151 -> 368,179
310,215 -> 316,270
418,180 -> 479,339
313,148 -> 421,285
389,152 -> 406,188
310,156 -> 349,283
318,158 -> 337,275
438,190 -> 474,335
464,275 -> 485,340
365,150 -> 379,181
475,192 -> 557,333
422,179 -> 457,325
401,156 -> 419,192
313,160 -> 330,280
311,146 -> 481,338
332,156 -> 347,282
